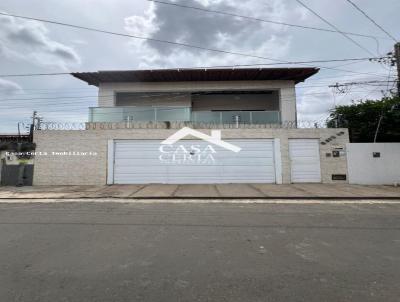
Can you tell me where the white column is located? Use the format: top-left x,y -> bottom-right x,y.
107,140 -> 114,184
280,85 -> 297,123
274,138 -> 283,184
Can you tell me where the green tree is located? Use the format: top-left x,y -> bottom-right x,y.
327,96 -> 400,142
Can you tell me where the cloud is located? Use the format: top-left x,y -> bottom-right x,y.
124,0 -> 301,68
0,13 -> 81,69
0,78 -> 22,95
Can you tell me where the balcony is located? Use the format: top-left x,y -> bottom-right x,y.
89,107 -> 191,123
191,111 -> 280,124
89,107 -> 281,124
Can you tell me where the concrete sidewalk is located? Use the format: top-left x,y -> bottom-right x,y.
0,184 -> 399,199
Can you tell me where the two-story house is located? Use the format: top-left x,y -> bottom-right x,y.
33,68 -> 349,185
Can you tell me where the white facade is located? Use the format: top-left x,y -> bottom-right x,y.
32,70 -> 352,186
97,80 -> 297,123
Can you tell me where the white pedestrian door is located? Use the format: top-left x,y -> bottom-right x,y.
289,139 -> 321,183
112,139 -> 276,184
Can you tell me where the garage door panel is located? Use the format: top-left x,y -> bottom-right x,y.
291,152 -> 319,158
114,166 -> 169,174
116,161 -> 273,168
291,176 -> 320,182
114,177 -> 166,184
217,159 -> 273,165
219,165 -> 275,174
289,139 -> 321,183
114,152 -> 162,159
167,165 -> 220,173
291,164 -> 321,171
112,139 -> 276,184
166,165 -> 274,174
115,159 -> 172,166
114,158 -> 166,164
217,152 -> 274,158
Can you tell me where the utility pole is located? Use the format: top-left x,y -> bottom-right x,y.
395,42 -> 400,97
329,47 -> 400,97
32,111 -> 37,128
29,111 -> 37,141
29,111 -> 43,141
31,111 -> 43,130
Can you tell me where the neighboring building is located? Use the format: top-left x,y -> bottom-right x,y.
0,135 -> 34,186
33,68 -> 349,185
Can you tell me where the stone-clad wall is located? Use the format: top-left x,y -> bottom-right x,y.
33,128 -> 349,185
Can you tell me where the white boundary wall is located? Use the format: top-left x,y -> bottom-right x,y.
347,143 -> 400,185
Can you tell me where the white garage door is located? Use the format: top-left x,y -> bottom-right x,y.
289,139 -> 321,183
111,139 -> 276,184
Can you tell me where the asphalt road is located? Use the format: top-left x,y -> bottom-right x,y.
0,201 -> 400,302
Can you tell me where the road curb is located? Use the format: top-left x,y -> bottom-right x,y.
0,195 -> 400,200
0,197 -> 400,204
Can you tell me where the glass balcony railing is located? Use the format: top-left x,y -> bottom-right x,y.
89,107 -> 281,124
89,107 -> 191,123
191,111 -> 281,124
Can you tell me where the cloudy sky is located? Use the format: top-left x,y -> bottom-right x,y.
0,0 -> 399,133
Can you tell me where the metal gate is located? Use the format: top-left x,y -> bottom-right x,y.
0,163 -> 34,186
289,139 -> 321,183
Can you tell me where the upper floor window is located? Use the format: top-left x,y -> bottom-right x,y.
191,91 -> 279,111
115,92 -> 189,107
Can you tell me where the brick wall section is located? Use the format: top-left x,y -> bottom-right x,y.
33,128 -> 349,185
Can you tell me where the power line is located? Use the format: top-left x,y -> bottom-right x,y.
294,0 -> 376,56
15,90 -> 344,104
0,89 -> 96,96
0,11 -> 390,79
360,86 -> 382,100
3,91 -> 312,108
0,88 -> 94,94
344,0 -> 398,43
0,72 -> 393,94
1,89 -> 375,115
0,91 -> 189,102
385,65 -> 393,93
0,91 -> 335,110
0,72 -> 71,77
0,57 -> 389,78
304,73 -> 395,83
147,0 -> 388,40
1,79 -> 395,104
0,78 -> 395,107
0,63 -> 392,80
0,11 -> 322,67
302,76 -> 396,84
329,79 -> 398,88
